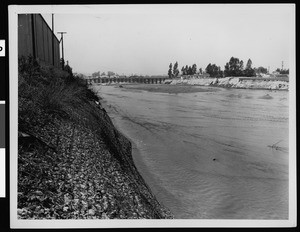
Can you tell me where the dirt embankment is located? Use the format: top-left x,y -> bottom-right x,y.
18,57 -> 173,219
165,77 -> 289,90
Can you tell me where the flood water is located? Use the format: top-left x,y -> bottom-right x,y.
93,84 -> 289,219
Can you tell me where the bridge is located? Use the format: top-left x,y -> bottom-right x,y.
87,76 -> 168,85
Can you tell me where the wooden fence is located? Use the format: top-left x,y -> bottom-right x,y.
18,14 -> 60,68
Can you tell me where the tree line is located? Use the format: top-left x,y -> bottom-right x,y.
168,57 -> 289,78
92,71 -> 116,77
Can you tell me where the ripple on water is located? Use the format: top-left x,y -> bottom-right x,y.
97,85 -> 289,219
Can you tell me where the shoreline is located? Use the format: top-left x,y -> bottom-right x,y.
101,99 -> 180,218
96,83 -> 287,96
94,76 -> 289,92
164,77 -> 289,91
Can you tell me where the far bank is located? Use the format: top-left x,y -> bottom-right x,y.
164,76 -> 289,90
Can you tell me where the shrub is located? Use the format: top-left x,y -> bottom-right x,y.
18,56 -> 100,125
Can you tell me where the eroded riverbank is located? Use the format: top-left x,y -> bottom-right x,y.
17,62 -> 173,219
165,76 -> 289,90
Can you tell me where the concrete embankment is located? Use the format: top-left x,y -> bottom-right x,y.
165,77 -> 289,90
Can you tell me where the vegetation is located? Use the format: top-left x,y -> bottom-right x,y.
18,55 -> 173,219
18,55 -> 98,125
168,57 -> 288,78
173,62 -> 180,77
92,71 -> 117,77
92,71 -> 101,77
168,63 -> 173,78
205,63 -> 223,77
223,57 -> 256,77
181,64 -> 197,76
224,57 -> 244,77
255,66 -> 268,74
275,68 -> 289,74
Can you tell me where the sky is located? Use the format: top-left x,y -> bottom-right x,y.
41,4 -> 294,76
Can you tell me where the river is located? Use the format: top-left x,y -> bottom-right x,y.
92,84 -> 289,219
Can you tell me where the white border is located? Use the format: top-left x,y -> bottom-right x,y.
0,102 -> 5,198
9,4 -> 297,228
0,149 -> 5,197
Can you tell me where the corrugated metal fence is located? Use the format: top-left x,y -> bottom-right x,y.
18,14 -> 60,68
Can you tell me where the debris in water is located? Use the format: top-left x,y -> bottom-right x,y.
267,140 -> 288,152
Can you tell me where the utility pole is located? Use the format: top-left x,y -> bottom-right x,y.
57,32 -> 67,70
52,14 -> 55,67
31,14 -> 36,59
281,61 -> 284,71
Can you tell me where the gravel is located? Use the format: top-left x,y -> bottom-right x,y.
18,99 -> 173,219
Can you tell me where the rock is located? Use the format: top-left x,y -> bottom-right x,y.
17,208 -> 23,215
34,190 -> 43,196
88,209 -> 95,216
101,212 -> 110,219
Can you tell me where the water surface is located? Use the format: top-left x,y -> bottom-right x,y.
93,84 -> 289,219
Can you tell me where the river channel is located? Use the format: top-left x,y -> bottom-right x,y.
93,84 -> 289,219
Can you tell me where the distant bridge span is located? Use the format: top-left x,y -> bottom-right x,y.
87,76 -> 168,85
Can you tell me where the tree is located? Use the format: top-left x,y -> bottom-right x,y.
181,66 -> 186,75
275,68 -> 289,74
206,63 -> 212,75
255,66 -> 268,74
280,69 -> 289,74
199,68 -> 203,74
243,59 -> 255,77
205,63 -> 223,77
185,65 -> 189,75
107,71 -> 115,77
187,66 -> 193,75
224,57 -> 244,77
217,66 -> 224,78
192,64 -> 197,75
92,71 -> 100,77
239,60 -> 244,72
245,59 -> 252,70
168,63 -> 173,78
173,61 -> 179,77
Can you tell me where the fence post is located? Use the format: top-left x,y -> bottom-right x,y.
31,14 -> 36,59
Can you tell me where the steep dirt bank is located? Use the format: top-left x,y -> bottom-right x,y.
165,77 -> 289,90
18,58 -> 173,219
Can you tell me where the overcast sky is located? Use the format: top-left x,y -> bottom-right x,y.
41,4 -> 294,76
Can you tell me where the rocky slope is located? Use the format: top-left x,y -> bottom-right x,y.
17,58 -> 173,219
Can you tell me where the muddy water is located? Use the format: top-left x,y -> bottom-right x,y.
93,84 -> 289,219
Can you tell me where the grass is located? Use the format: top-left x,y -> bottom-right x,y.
18,55 -> 100,129
17,56 -> 174,219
